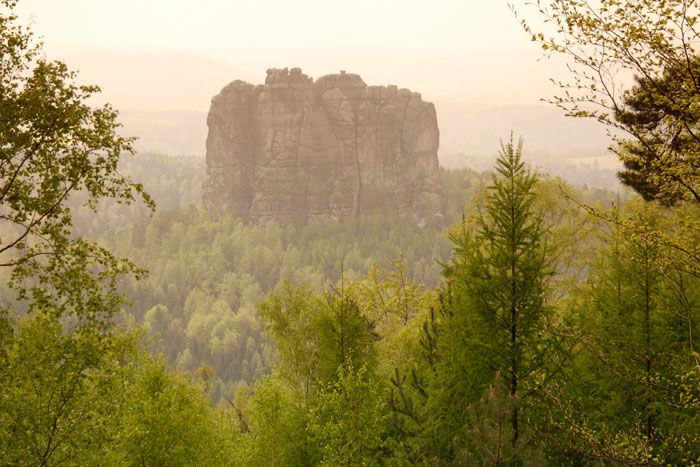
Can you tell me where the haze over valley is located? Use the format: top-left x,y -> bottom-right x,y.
8,2 -> 697,465
60,49 -> 613,162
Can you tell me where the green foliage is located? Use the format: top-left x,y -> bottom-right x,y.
11,3 -> 700,463
70,153 -> 204,238
541,200 -> 700,464
106,357 -> 233,466
237,377 -> 313,466
518,0 -> 700,205
0,5 -> 233,465
308,364 -> 399,467
456,372 -> 545,466
0,0 -> 152,323
0,315 -> 136,465
0,313 -> 232,465
616,57 -> 700,205
236,264 -> 435,465
257,278 -> 378,396
518,2 -> 700,461
258,283 -> 326,400
315,283 -> 377,385
386,136 -> 569,464
356,258 -> 438,382
102,202 -> 457,402
441,136 -> 557,439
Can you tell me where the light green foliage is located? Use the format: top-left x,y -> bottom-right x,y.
356,259 -> 438,380
0,4 -> 234,465
0,0 -> 152,323
358,257 -> 429,326
0,312 -> 233,466
238,268 -> 432,465
0,315 -> 139,465
258,279 -> 377,397
237,377 -> 313,466
517,0 -> 700,205
105,357 -> 233,466
308,364 -> 399,467
258,283 -> 326,400
533,177 -> 602,305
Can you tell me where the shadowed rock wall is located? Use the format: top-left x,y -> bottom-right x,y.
203,67 -> 443,226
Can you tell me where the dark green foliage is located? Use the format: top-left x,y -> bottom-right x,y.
616,57 -> 700,205
315,285 -> 377,384
386,137 -> 562,464
439,136 -> 556,448
521,0 -> 700,207
518,1 -> 700,460
443,135 -> 555,401
542,201 -> 700,464
456,373 -> 545,466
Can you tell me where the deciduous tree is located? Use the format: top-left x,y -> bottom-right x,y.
0,0 -> 152,324
515,0 -> 700,205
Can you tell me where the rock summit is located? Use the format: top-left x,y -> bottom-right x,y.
203,67 -> 443,226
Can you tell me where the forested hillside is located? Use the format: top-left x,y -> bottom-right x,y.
74,154 -> 612,405
94,163 -> 485,402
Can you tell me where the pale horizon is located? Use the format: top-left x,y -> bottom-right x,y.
11,0 -> 615,158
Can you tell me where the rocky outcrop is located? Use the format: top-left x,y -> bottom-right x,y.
203,67 -> 443,226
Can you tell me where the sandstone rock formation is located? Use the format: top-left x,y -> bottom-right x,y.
203,67 -> 443,226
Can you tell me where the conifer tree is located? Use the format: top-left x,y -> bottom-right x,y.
547,201 -> 700,464
440,135 -> 556,449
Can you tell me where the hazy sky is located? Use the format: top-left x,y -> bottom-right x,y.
16,1 -> 530,52
11,1 -> 613,156
14,1 -> 558,104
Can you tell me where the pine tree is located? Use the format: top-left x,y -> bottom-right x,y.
440,135 -> 556,449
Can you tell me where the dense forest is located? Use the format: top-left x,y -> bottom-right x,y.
4,0 -> 700,465
65,154 -> 611,406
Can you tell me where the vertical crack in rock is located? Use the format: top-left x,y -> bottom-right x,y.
203,68 -> 444,227
353,110 -> 361,218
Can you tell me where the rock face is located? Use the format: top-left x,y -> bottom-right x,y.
203,67 -> 443,226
